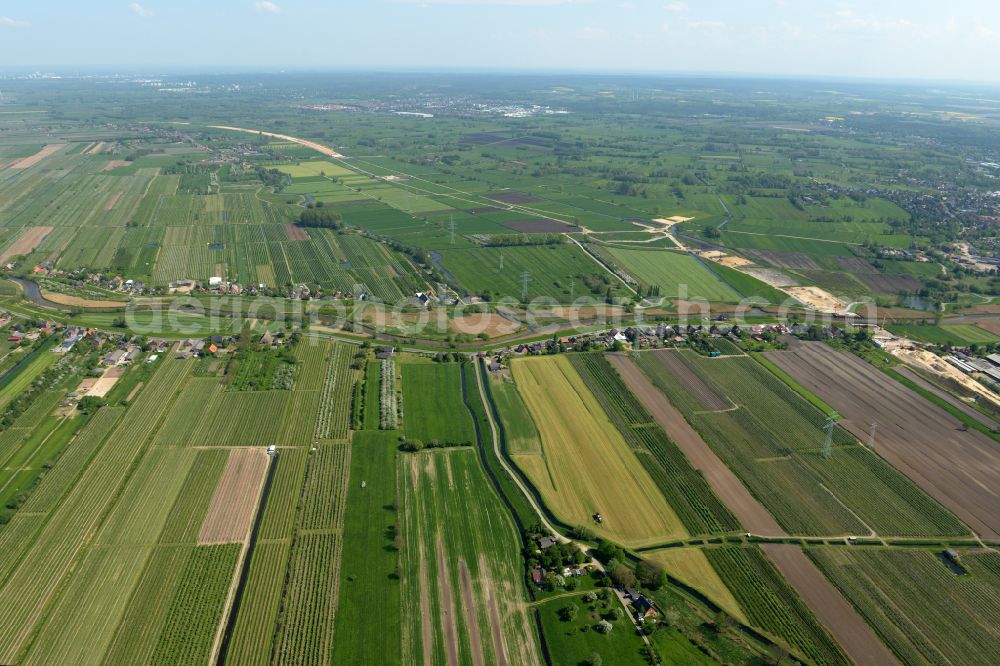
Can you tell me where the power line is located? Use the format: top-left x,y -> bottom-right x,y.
521,271 -> 530,302
822,414 -> 839,459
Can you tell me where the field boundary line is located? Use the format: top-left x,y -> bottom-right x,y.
725,229 -> 863,245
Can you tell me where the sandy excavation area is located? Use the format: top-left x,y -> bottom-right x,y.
9,144 -> 66,169
651,216 -> 693,228
784,286 -> 849,313
198,448 -> 271,545
698,250 -> 753,268
0,226 -> 54,263
892,347 -> 1000,407
742,266 -> 798,288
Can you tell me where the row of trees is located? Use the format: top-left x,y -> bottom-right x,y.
297,207 -> 343,229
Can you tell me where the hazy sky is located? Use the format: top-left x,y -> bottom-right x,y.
2,1 -> 1000,82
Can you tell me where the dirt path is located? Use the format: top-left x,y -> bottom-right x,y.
419,553 -> 433,666
760,544 -> 900,666
436,537 -> 460,666
608,353 -> 785,536
458,559 -> 485,666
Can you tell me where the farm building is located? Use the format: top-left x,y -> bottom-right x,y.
102,349 -> 126,366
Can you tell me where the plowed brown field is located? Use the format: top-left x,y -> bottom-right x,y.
766,343 -> 1000,539
198,448 -> 270,544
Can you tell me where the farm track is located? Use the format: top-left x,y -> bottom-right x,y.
767,343 -> 1000,540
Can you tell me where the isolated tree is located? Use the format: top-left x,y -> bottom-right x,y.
558,604 -> 578,622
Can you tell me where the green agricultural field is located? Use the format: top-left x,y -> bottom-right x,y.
511,355 -> 688,547
486,371 -> 541,455
400,449 -> 542,665
150,544 -> 241,666
636,350 -> 968,537
706,546 -> 847,666
568,353 -> 739,536
0,347 -> 58,411
600,247 -> 740,302
702,261 -> 792,304
400,363 -> 475,444
189,391 -> 291,447
888,322 -> 1000,346
439,244 -> 619,303
332,431 -> 403,665
225,542 -> 291,666
807,548 -> 1000,665
315,344 -> 356,440
276,161 -> 355,178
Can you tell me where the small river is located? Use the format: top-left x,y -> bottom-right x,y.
10,277 -> 69,310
